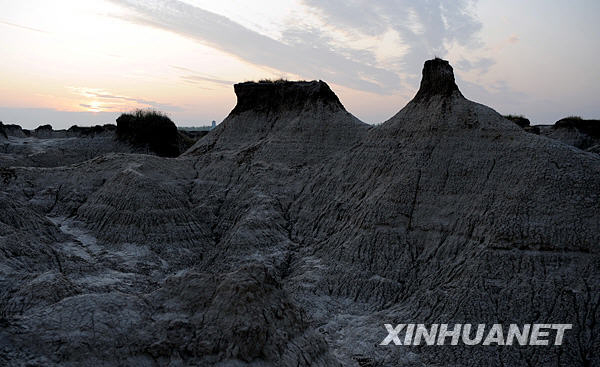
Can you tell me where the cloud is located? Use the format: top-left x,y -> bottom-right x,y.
0,20 -> 49,34
457,76 -> 527,111
170,65 -> 234,86
301,0 -> 483,75
455,57 -> 495,74
69,87 -> 183,111
108,0 -> 402,94
507,34 -> 519,44
108,0 -> 485,95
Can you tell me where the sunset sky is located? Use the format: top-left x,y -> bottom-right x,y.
1,0 -> 598,129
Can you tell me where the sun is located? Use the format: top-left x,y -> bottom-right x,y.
86,100 -> 104,112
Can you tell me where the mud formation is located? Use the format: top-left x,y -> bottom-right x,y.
0,59 -> 598,366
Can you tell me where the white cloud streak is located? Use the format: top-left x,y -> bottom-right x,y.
108,0 -> 484,95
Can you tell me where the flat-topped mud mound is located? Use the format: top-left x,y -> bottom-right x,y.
185,80 -> 369,164
542,117 -> 600,151
231,80 -> 345,114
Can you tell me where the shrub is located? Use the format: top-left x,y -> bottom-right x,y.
116,109 -> 180,157
503,114 -> 531,128
503,114 -> 526,120
257,78 -> 289,84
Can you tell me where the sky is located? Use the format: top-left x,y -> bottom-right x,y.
0,0 -> 598,129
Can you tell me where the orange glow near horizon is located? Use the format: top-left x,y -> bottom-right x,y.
1,0 -> 599,129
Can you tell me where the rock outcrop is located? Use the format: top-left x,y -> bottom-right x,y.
231,79 -> 344,113
67,124 -> 117,137
33,124 -> 55,138
0,124 -> 134,168
1,123 -> 117,139
412,57 -> 462,102
2,123 -> 29,138
506,115 -> 600,151
0,121 -> 202,168
0,122 -> 7,141
539,116 -> 600,152
0,133 -> 5,142
0,59 -> 598,366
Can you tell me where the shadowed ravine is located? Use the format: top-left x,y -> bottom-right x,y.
0,59 -> 598,366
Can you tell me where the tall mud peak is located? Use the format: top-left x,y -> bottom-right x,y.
412,57 -> 463,102
231,79 -> 345,114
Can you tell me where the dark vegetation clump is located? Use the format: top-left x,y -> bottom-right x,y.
503,114 -> 530,128
116,109 -> 182,157
503,114 -> 540,134
257,78 -> 290,83
554,116 -> 600,139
